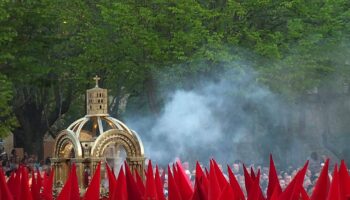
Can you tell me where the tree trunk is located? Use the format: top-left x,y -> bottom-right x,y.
144,70 -> 160,115
12,79 -> 73,159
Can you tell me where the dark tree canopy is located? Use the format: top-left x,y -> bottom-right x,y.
0,0 -> 349,162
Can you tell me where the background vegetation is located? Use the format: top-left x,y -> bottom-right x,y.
0,0 -> 349,164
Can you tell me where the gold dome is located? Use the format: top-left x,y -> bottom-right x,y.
52,76 -> 145,191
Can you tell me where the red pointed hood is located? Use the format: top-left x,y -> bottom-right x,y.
339,160 -> 350,200
7,171 -> 16,198
31,170 -> 40,200
135,168 -> 145,196
218,182 -> 235,200
250,167 -> 256,181
19,167 -> 33,200
227,165 -> 245,200
0,168 -> 13,200
83,162 -> 101,200
279,161 -> 309,200
310,159 -> 330,200
115,167 -> 128,200
144,160 -> 158,199
243,164 -> 253,195
155,166 -> 166,200
327,164 -> 341,200
270,186 -> 280,200
300,187 -> 310,200
176,160 -> 194,200
13,168 -> 21,200
211,159 -> 228,189
57,164 -> 80,200
168,165 -> 182,200
208,161 -> 221,200
36,168 -> 42,190
124,161 -> 143,200
267,155 -> 282,200
42,167 -> 54,200
105,163 -> 117,200
192,162 -> 208,200
247,169 -> 264,200
195,162 -> 208,197
192,176 -> 209,200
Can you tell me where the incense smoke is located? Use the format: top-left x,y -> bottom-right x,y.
124,40 -> 350,168
126,68 -> 298,166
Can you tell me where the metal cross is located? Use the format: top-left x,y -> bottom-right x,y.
93,75 -> 100,87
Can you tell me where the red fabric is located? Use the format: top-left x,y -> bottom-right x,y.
83,162 -> 101,200
172,164 -> 180,187
218,182 -> 235,200
144,160 -> 158,200
195,162 -> 208,197
105,163 -> 117,200
114,168 -> 128,200
310,159 -> 330,200
176,160 -> 194,200
227,165 -> 245,200
279,161 -> 309,200
71,164 -> 80,200
195,162 -> 205,182
267,155 -> 282,200
57,164 -> 80,200
6,171 -> 15,197
270,186 -> 280,200
291,163 -> 309,200
243,164 -> 254,195
255,170 -> 265,200
161,169 -> 166,185
19,167 -> 32,200
208,162 -> 221,200
168,166 -> 182,200
192,176 -> 208,200
211,159 -> 228,189
247,176 -> 259,200
247,170 -> 264,200
327,164 -> 341,200
42,168 -> 54,200
205,168 -> 210,179
155,166 -> 166,200
42,171 -> 47,190
31,170 -> 40,200
134,169 -> 145,196
250,167 -> 256,181
339,160 -> 350,200
13,168 -> 21,200
0,168 -> 13,200
301,187 -> 310,200
124,161 -> 143,200
36,168 -> 42,191
192,162 -> 208,200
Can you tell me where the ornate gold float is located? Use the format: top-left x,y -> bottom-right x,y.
51,76 -> 145,191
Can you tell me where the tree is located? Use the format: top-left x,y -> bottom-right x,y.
0,0 -> 18,138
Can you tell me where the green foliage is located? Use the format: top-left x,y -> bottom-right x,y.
0,0 -> 349,155
0,74 -> 17,138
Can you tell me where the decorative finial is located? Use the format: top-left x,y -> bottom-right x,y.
93,75 -> 100,87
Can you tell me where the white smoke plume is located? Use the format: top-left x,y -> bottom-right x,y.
126,69 -> 288,166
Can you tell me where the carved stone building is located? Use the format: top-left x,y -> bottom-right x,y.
51,76 -> 145,190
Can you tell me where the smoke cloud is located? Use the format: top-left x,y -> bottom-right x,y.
124,40 -> 350,168
126,68 -> 294,166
